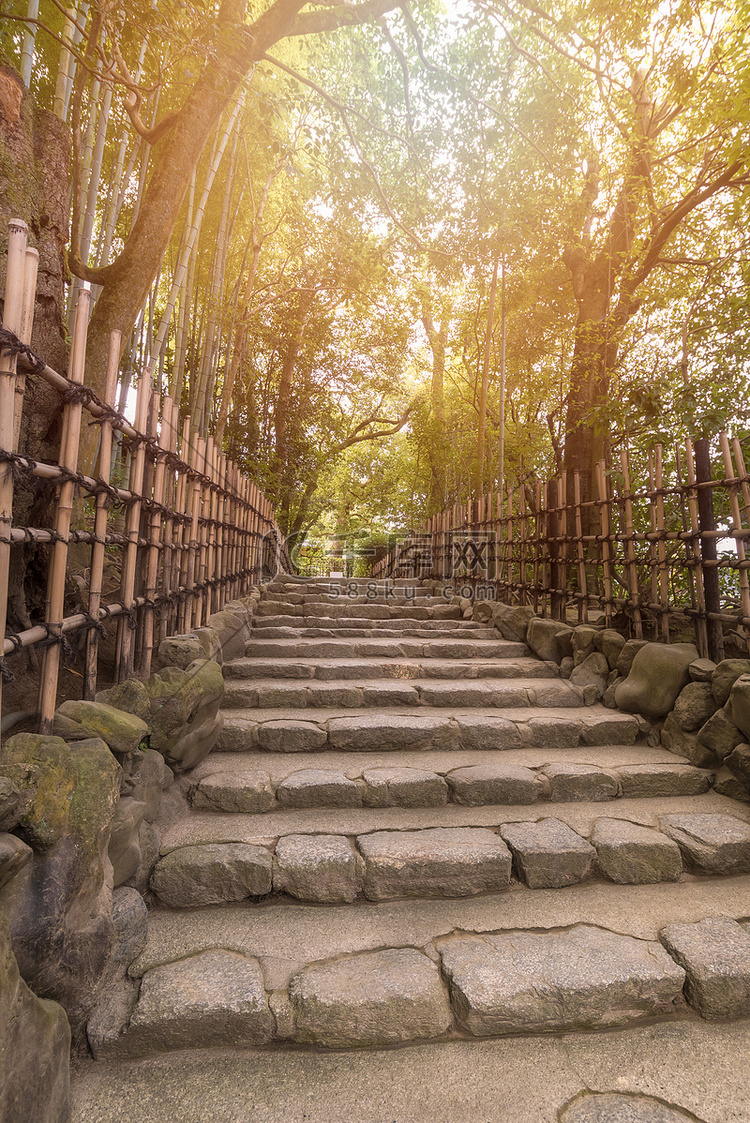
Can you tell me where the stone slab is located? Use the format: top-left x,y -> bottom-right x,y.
590,819 -> 682,884
438,924 -> 685,1035
190,771 -> 274,813
617,765 -> 711,799
149,843 -> 272,907
290,948 -> 451,1047
362,768 -> 448,807
274,835 -> 362,903
660,813 -> 750,875
276,769 -> 362,809
543,763 -> 619,802
500,818 -> 595,888
660,916 -> 750,1019
358,827 -> 512,900
446,764 -> 541,806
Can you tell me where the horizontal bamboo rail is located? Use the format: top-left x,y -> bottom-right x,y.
0,220 -> 292,734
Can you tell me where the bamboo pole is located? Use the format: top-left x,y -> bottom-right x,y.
532,482 -> 542,613
184,435 -> 205,632
83,329 -> 119,699
684,438 -> 709,657
175,415 -> 191,634
648,450 -> 660,635
13,247 -> 39,450
620,449 -> 643,638
158,396 -> 178,644
38,288 -> 90,730
0,219 -> 28,726
654,445 -> 670,642
595,460 -> 614,628
139,392 -> 170,676
116,370 -> 149,679
721,432 -> 750,652
573,470 -> 588,623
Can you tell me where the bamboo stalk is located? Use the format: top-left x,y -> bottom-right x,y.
13,247 -> 40,450
83,329 -> 120,699
139,392 -> 170,676
573,470 -> 588,623
721,432 -> 750,653
175,415 -> 191,633
620,449 -> 643,638
0,220 -> 28,726
684,438 -> 708,657
184,435 -> 205,632
532,482 -> 542,613
595,460 -> 614,628
158,396 -> 178,643
38,288 -> 90,730
648,450 -> 660,635
654,445 -> 670,643
116,371 -> 149,679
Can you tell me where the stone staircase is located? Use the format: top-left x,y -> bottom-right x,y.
75,577 -> 750,1121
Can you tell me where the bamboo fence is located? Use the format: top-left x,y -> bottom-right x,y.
373,440 -> 750,664
0,220 -> 291,734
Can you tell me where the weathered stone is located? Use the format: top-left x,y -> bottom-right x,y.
542,762 -> 618,802
0,775 -> 24,833
144,658 -> 225,773
569,653 -> 609,700
111,887 -> 148,970
122,950 -> 274,1055
712,659 -> 750,707
660,813 -> 750,874
150,843 -> 272,907
358,827 -> 512,900
86,976 -> 139,1059
108,797 -> 146,888
672,682 -> 717,732
438,924 -> 685,1035
615,638 -> 649,678
560,1092 -> 706,1122
525,716 -> 581,747
446,764 -> 541,806
590,819 -> 682,884
56,700 -> 148,757
0,763 -> 38,833
526,618 -> 571,663
491,602 -> 535,643
689,658 -> 717,683
0,832 -> 32,890
597,630 -> 627,670
206,607 -> 250,661
0,912 -> 70,1123
616,763 -> 710,799
615,643 -> 698,720
560,656 -> 574,679
571,626 -> 598,665
555,629 -> 574,661
602,681 -> 618,709
660,916 -> 750,1019
580,713 -> 639,745
661,711 -> 717,767
191,770 -> 275,813
121,748 -> 172,822
328,714 -> 454,752
0,734 -> 120,1032
290,948 -> 451,1047
362,767 -> 448,807
728,674 -> 750,741
125,819 -> 161,896
257,720 -> 327,753
725,743 -> 750,791
95,679 -> 150,722
455,715 -> 523,750
499,818 -> 595,888
696,706 -> 743,760
276,769 -> 362,809
156,634 -> 204,670
712,766 -> 750,803
274,835 -> 362,902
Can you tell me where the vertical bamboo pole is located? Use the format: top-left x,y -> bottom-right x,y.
116,370 -> 149,679
620,449 -> 643,638
647,450 -> 660,636
694,436 -> 724,662
38,288 -> 90,729
684,439 -> 709,657
721,432 -> 750,652
140,392 -> 171,676
595,461 -> 614,628
158,396 -> 177,644
83,329 -> 120,699
505,485 -> 514,602
654,445 -> 670,643
184,434 -> 204,632
13,246 -> 40,450
176,415 -> 191,634
205,436 -> 217,616
519,485 -> 528,606
0,220 -> 28,724
573,470 -> 588,624
532,482 -> 542,613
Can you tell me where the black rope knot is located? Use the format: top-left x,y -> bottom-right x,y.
0,327 -> 45,372
0,449 -> 33,488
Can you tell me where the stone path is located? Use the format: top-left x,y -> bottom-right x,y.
76,577 -> 750,1120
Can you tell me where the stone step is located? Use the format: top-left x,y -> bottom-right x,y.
221,677 -> 586,711
255,600 -> 461,620
260,590 -> 441,605
250,624 -> 503,640
88,868 -> 750,1060
244,636 -> 523,659
251,616 -> 493,633
186,751 -> 713,815
71,1018 -> 750,1123
226,656 -> 557,682
216,705 -> 644,754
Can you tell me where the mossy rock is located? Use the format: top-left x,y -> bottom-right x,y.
56,700 -> 148,757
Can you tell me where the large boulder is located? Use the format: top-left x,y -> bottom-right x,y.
696,707 -> 744,760
672,682 -> 717,732
615,643 -> 699,720
0,734 -> 120,1033
95,680 -> 150,722
54,700 -> 148,758
0,913 -> 70,1123
661,712 -> 717,768
526,618 -> 571,664
491,603 -> 535,643
712,660 -> 750,707
728,674 -> 750,740
144,658 -> 225,773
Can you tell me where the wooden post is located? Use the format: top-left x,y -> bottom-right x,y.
654,445 -> 670,642
116,370 -> 149,679
38,288 -> 90,729
83,330 -> 120,699
595,460 -> 614,628
158,396 -> 178,644
620,449 -> 643,639
176,415 -> 191,634
573,470 -> 588,623
721,432 -> 749,652
694,436 -> 724,662
13,246 -> 39,450
684,438 -> 709,657
0,219 -> 28,726
184,434 -> 204,632
140,392 -> 170,677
